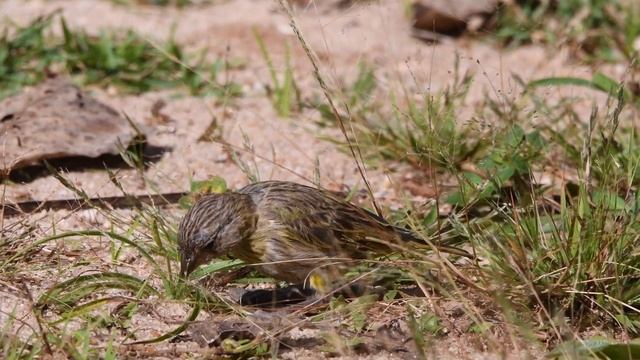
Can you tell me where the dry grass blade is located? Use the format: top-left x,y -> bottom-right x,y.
276,0 -> 381,216
128,295 -> 202,345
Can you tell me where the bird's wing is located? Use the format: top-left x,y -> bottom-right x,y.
244,182 -> 400,257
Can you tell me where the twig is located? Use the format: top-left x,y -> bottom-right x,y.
3,192 -> 187,217
18,281 -> 52,355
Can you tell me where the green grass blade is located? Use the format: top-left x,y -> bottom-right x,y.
37,272 -> 158,310
528,76 -> 598,90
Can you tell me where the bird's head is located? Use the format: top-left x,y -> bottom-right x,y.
178,192 -> 257,278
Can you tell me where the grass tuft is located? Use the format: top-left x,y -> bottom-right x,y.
0,14 -> 242,99
253,28 -> 300,117
493,0 -> 640,63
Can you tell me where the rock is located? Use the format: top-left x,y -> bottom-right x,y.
412,0 -> 497,38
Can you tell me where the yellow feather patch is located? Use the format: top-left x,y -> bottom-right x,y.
309,273 -> 328,293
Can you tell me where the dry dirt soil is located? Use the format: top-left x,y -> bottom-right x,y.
0,0 -> 615,358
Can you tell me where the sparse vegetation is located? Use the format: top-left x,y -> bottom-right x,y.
494,0 -> 640,62
0,14 -> 242,99
254,29 -> 300,117
3,0 -> 640,358
0,175 -> 238,358
311,32 -> 640,352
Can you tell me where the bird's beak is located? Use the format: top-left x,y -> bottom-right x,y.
180,256 -> 192,278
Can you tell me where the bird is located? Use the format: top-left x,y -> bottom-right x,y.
178,180 -> 470,295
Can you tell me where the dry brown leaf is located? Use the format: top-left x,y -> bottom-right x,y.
0,77 -> 138,174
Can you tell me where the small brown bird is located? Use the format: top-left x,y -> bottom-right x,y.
178,180 -> 468,293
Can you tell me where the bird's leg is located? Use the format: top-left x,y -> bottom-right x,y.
245,286 -> 325,321
239,285 -> 314,307
246,280 -> 390,321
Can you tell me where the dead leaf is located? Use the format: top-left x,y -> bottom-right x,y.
0,77 -> 139,175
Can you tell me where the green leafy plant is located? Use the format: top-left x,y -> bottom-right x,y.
494,0 -> 640,63
472,94 -> 640,337
178,175 -> 228,209
315,61 -> 377,125
321,60 -> 483,173
549,337 -> 640,359
253,28 -> 300,117
0,14 -> 242,99
446,124 -> 547,207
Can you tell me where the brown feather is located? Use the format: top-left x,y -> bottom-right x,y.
178,181 -> 470,290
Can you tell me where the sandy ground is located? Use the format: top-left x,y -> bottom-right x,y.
0,0 -> 616,358
2,0 -> 613,203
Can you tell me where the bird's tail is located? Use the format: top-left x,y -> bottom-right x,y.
396,227 -> 473,259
